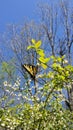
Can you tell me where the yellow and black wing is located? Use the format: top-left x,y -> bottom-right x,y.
21,64 -> 38,79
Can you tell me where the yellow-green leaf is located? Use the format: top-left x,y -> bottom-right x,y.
37,49 -> 45,57
44,58 -> 50,63
39,57 -> 45,63
39,57 -> 50,63
27,45 -> 34,50
41,63 -> 47,69
31,39 -> 36,44
35,40 -> 42,49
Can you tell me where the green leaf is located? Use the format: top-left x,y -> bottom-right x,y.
41,63 -> 47,69
27,45 -> 34,50
35,40 -> 42,49
44,57 -> 50,63
37,49 -> 45,57
31,39 -> 36,44
39,57 -> 50,63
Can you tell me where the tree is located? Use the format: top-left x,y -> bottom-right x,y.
1,0 -> 73,111
0,40 -> 73,130
8,0 -> 73,111
37,0 -> 73,111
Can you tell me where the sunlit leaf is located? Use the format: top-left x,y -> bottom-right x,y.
37,49 -> 45,57
35,40 -> 42,49
27,45 -> 34,50
39,57 -> 50,63
31,39 -> 36,44
41,63 -> 47,69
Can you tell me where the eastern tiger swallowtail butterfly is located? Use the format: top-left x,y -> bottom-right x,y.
21,64 -> 38,79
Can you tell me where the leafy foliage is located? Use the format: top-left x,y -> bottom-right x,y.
0,40 -> 73,129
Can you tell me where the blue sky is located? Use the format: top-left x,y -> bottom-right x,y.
0,0 -> 73,33
0,0 -> 35,32
0,0 -> 51,32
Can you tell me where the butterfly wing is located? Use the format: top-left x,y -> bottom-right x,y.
22,64 -> 38,79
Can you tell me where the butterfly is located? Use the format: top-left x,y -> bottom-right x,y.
21,64 -> 38,80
